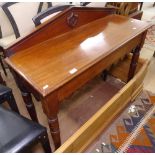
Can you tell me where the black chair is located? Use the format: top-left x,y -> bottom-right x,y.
0,84 -> 52,152
0,105 -> 52,153
0,84 -> 19,113
32,5 -> 72,26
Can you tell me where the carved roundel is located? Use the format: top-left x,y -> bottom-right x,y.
67,12 -> 78,28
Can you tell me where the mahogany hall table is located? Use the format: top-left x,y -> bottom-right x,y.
5,7 -> 150,150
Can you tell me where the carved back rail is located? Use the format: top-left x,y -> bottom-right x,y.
5,7 -> 116,57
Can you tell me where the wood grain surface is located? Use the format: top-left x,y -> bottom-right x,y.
5,15 -> 150,96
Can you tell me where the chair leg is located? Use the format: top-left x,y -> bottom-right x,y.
0,72 -> 6,85
7,91 -> 20,114
0,55 -> 7,76
40,131 -> 52,153
153,51 -> 155,57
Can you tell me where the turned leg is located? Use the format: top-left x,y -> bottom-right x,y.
48,115 -> 60,149
40,131 -> 52,153
21,91 -> 38,122
128,46 -> 140,81
42,93 -> 61,150
11,70 -> 39,122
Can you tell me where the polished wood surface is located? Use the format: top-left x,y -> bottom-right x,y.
6,15 -> 150,97
5,7 -> 116,56
5,7 -> 150,150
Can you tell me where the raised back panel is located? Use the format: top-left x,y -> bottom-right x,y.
5,7 -> 116,56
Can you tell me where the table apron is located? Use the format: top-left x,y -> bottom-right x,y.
57,33 -> 143,101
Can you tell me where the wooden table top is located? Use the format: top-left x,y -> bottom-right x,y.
5,14 -> 150,97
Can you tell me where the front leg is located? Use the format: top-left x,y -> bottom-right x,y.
11,70 -> 39,122
42,91 -> 61,150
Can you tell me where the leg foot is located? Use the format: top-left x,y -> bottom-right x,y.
48,116 -> 61,149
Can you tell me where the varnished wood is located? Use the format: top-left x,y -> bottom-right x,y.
5,7 -> 116,56
128,30 -> 147,81
41,92 -> 61,149
5,15 -> 150,96
21,91 -> 39,122
128,46 -> 141,81
11,70 -> 39,122
57,33 -> 143,101
56,58 -> 149,153
5,10 -> 150,149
